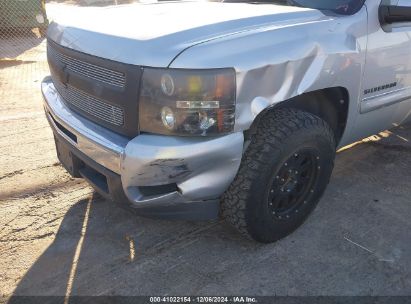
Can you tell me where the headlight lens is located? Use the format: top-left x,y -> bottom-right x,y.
139,68 -> 236,136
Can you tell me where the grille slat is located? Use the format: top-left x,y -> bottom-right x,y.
48,43 -> 126,88
54,80 -> 125,127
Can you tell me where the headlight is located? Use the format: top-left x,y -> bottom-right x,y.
139,68 -> 236,136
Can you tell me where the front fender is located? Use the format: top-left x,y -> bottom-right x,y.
170,6 -> 368,147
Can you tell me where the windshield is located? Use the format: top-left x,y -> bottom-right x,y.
221,0 -> 365,15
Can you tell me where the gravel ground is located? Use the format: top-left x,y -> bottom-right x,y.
1,34 -> 411,299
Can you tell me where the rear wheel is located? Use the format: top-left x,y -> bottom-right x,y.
221,108 -> 336,243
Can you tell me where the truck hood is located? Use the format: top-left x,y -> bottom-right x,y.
47,1 -> 325,67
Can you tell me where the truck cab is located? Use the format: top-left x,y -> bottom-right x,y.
42,0 -> 411,243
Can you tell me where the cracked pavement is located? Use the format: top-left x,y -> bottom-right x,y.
1,36 -> 411,298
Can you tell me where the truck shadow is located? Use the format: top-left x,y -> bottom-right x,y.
8,192 -> 257,297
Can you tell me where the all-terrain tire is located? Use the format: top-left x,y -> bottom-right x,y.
221,108 -> 336,243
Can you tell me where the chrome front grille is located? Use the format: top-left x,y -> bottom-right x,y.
54,81 -> 125,127
47,40 -> 141,137
48,43 -> 126,88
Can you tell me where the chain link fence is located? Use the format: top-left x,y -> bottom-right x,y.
0,0 -> 137,61
0,0 -> 50,124
0,0 -> 48,61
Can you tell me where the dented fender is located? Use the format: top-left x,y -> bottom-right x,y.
170,6 -> 369,148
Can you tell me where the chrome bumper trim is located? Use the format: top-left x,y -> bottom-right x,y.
42,77 -> 244,212
42,78 -> 128,174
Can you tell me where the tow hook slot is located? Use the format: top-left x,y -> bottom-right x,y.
137,184 -> 180,197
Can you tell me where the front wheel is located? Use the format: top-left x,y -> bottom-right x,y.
221,108 -> 336,243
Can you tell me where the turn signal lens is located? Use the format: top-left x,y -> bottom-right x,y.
176,100 -> 220,109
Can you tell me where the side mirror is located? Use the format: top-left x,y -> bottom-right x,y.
379,5 -> 411,25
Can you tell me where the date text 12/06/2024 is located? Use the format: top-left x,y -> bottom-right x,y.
149,296 -> 257,303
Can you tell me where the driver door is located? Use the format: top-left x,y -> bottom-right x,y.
356,0 -> 411,137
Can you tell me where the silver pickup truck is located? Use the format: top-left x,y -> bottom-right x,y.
42,0 -> 411,243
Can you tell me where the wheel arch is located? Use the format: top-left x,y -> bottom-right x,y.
246,87 -> 350,146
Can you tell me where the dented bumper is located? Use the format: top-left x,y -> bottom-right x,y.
42,77 -> 244,219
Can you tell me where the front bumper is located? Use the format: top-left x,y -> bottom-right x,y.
42,77 -> 244,220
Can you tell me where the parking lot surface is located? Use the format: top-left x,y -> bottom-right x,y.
1,36 -> 411,298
